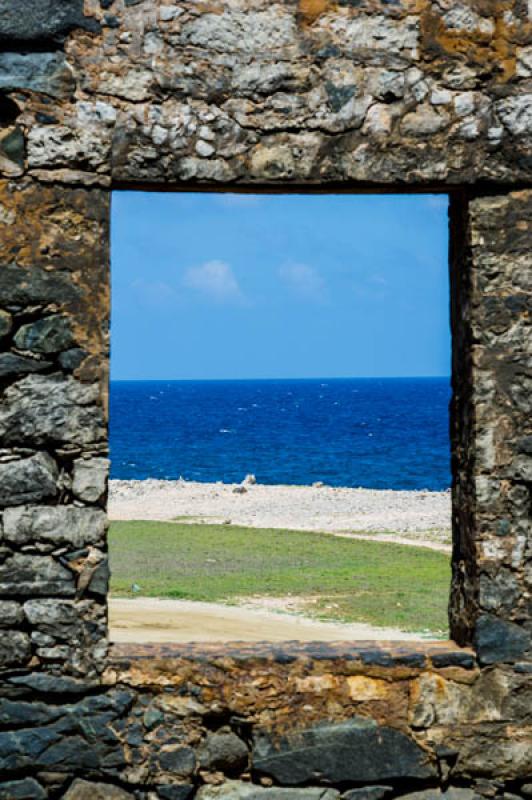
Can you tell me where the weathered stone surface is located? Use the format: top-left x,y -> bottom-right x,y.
0,374 -> 105,446
0,53 -> 74,99
158,746 -> 196,777
474,615 -> 530,665
197,783 -> 340,800
157,787 -> 194,800
0,264 -> 80,307
0,353 -> 52,377
0,309 -> 12,339
0,452 -> 57,506
0,698 -> 63,727
0,630 -> 31,668
0,690 -> 130,774
59,347 -> 87,371
342,788 -> 392,800
0,778 -> 46,800
393,790 -> 477,800
72,457 -> 109,502
62,778 -> 134,799
3,505 -> 107,548
14,315 -> 75,354
0,553 -> 75,596
23,599 -> 79,638
199,729 -> 249,773
0,0 -> 100,42
253,719 -> 436,784
0,600 -> 24,627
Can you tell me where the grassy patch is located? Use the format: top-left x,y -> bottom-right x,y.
109,521 -> 450,635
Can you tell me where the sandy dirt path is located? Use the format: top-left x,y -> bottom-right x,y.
109,598 -> 426,643
109,479 -> 451,550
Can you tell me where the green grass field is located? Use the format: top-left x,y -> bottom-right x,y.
109,521 -> 450,635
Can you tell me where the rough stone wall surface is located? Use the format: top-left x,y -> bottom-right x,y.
0,1 -> 530,798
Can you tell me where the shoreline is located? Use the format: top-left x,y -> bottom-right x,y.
109,478 -> 451,551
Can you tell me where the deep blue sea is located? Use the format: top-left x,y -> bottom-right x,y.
110,378 -> 451,491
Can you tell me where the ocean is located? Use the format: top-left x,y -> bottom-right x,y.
110,377 -> 451,491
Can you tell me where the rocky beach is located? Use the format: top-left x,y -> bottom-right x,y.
109,478 -> 451,551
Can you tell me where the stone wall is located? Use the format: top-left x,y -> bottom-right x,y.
0,1 -> 530,798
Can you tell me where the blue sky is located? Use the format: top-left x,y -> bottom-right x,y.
111,192 -> 450,380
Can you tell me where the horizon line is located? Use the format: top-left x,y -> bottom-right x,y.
110,374 -> 451,382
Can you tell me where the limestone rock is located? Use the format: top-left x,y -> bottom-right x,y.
0,0 -> 100,42
0,553 -> 75,596
0,778 -> 46,799
0,264 -> 80,307
14,315 -> 75,354
394,790 -> 477,800
0,52 -> 74,99
23,599 -> 79,638
252,719 -> 436,784
72,457 -> 109,502
0,374 -> 105,446
158,746 -> 196,777
3,505 -> 107,548
0,600 -> 24,627
0,452 -> 57,505
197,782 -> 340,799
474,614 -> 530,665
199,729 -> 249,773
62,779 -> 134,799
342,787 -> 392,800
0,353 -> 52,377
0,310 -> 12,339
0,630 -> 31,668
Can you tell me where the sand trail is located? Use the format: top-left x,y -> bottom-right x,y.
109,597 -> 426,643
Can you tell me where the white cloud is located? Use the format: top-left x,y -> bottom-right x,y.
183,260 -> 245,303
279,262 -> 326,302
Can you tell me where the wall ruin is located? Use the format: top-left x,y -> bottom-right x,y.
0,1 -> 530,798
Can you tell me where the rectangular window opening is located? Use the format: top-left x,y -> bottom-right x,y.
108,191 -> 452,645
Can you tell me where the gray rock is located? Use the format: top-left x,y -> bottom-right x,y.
6,672 -> 98,694
0,310 -> 12,339
62,779 -> 134,799
0,264 -> 80,307
0,600 -> 24,627
0,374 -> 106,446
0,553 -> 75,596
0,698 -> 63,727
14,314 -> 75,354
395,790 -> 477,800
0,0 -> 100,42
159,746 -> 196,777
23,599 -> 79,638
3,505 -> 107,548
0,52 -> 74,99
474,614 -> 530,665
0,127 -> 24,169
521,786 -> 532,798
0,630 -> 31,668
157,788 -> 194,800
0,778 -> 46,800
72,457 -> 109,502
0,353 -> 52,377
197,782 -> 340,800
342,788 -> 392,800
0,452 -> 57,505
59,347 -> 87,371
252,718 -> 436,785
199,729 -> 249,773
